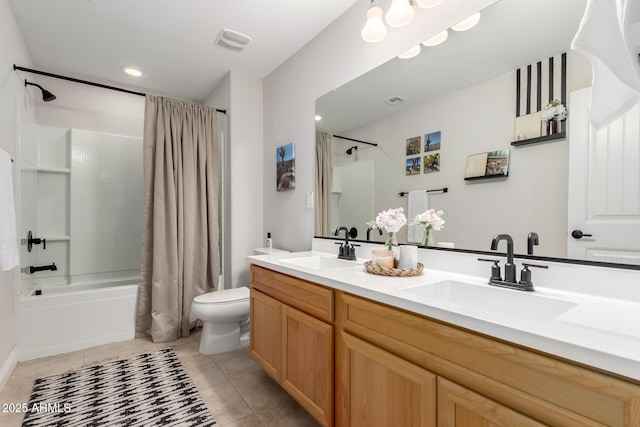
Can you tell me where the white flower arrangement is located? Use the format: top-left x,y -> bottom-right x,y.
366,207 -> 407,233
540,99 -> 567,121
410,209 -> 445,231
410,209 -> 444,246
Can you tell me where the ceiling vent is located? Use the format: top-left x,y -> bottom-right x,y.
385,96 -> 407,106
216,28 -> 252,52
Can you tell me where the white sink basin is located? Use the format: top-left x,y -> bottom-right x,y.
281,255 -> 360,270
401,280 -> 577,323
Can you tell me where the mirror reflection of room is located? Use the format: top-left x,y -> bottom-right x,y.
315,0 -> 640,265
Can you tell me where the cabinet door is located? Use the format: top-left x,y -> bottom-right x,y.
337,331 -> 436,427
281,304 -> 333,427
250,289 -> 282,382
437,377 -> 545,427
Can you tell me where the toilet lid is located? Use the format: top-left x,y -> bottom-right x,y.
194,287 -> 250,304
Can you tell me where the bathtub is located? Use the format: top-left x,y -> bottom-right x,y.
19,278 -> 139,361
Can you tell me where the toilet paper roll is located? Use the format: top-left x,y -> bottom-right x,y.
398,245 -> 418,270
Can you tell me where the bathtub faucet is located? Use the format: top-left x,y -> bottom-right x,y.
29,263 -> 57,274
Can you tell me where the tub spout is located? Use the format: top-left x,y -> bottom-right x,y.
29,263 -> 57,274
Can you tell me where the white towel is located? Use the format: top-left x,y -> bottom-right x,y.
0,148 -> 19,271
406,190 -> 428,243
571,0 -> 640,129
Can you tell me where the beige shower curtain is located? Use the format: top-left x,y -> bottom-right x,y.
315,130 -> 332,236
136,95 -> 220,343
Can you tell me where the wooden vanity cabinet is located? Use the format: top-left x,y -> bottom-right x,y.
337,330 -> 437,427
250,265 -> 334,427
336,291 -> 640,427
250,264 -> 640,427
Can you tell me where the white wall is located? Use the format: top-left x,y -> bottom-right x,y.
0,0 -> 36,388
205,71 -> 263,288
263,0 -> 497,251
333,52 -> 592,256
229,73 -> 263,288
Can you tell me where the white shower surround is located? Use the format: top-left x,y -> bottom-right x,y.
17,124 -> 143,360
18,278 -> 139,361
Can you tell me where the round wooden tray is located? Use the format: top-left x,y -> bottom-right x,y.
364,261 -> 424,277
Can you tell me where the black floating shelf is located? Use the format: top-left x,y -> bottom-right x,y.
464,173 -> 508,182
511,131 -> 566,147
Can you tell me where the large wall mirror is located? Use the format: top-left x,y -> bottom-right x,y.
315,0 -> 640,267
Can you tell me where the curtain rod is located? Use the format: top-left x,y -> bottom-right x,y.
13,64 -> 227,114
333,135 -> 378,147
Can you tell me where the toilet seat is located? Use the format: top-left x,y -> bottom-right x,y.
194,287 -> 250,304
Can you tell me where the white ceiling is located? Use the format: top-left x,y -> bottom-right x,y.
9,0 -> 360,102
316,0 -> 588,134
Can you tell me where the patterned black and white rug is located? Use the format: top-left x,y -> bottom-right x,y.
22,348 -> 216,426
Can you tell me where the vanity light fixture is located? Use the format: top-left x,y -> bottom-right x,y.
315,115 -> 322,121
361,1 -> 388,43
386,0 -> 415,27
422,29 -> 448,46
451,12 -> 481,31
121,66 -> 143,77
398,44 -> 421,59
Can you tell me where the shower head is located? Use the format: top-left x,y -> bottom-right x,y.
25,80 -> 56,102
346,146 -> 358,155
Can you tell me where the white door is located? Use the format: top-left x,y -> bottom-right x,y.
567,87 -> 640,264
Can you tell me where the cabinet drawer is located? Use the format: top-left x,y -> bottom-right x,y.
250,264 -> 333,322
337,291 -> 640,427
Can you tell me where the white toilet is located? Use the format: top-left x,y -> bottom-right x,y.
191,286 -> 250,355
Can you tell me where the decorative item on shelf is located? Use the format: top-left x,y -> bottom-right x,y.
410,209 -> 445,246
366,207 -> 407,267
540,99 -> 567,136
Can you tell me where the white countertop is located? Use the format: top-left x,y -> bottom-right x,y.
247,249 -> 640,381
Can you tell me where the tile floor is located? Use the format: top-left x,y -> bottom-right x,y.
0,329 -> 320,426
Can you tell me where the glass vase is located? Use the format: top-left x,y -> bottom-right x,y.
385,232 -> 399,267
422,228 -> 430,246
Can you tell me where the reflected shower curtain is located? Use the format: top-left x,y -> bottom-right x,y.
315,130 -> 332,236
137,95 -> 220,343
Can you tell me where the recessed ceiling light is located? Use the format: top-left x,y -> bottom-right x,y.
121,66 -> 143,77
451,12 -> 481,31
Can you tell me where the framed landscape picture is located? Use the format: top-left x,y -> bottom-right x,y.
424,131 -> 441,152
406,157 -> 421,175
276,142 -> 295,191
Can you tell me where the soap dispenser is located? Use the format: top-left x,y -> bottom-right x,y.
266,232 -> 272,249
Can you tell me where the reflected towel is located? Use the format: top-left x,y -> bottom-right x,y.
571,0 -> 640,129
0,149 -> 19,271
407,190 -> 428,243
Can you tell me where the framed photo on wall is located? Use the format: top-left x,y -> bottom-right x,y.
276,142 -> 295,191
424,131 -> 441,152
423,153 -> 440,173
406,157 -> 421,175
406,136 -> 421,156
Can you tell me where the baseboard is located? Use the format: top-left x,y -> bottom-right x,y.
0,348 -> 18,392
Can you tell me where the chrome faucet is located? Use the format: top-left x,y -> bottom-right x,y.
334,226 -> 356,260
